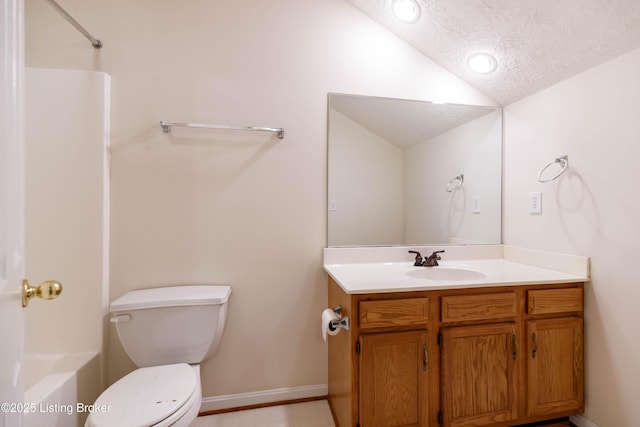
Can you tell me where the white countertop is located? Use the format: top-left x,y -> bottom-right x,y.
324,245 -> 589,294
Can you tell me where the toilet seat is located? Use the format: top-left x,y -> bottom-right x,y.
86,363 -> 199,427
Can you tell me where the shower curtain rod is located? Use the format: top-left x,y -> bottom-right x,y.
45,0 -> 102,49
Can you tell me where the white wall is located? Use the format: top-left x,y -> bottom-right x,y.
504,48 -> 640,427
405,111 -> 502,244
328,109 -> 404,246
24,0 -> 495,403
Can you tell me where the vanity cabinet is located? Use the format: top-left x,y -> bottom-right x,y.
327,279 -> 584,427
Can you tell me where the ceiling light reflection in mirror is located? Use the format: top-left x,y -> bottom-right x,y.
327,93 -> 502,247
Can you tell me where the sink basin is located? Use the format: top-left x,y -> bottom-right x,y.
406,266 -> 487,281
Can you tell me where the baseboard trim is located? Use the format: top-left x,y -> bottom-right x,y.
570,415 -> 600,427
199,384 -> 328,414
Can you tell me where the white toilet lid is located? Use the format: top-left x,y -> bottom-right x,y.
87,363 -> 198,427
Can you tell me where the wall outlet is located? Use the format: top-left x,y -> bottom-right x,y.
529,192 -> 542,214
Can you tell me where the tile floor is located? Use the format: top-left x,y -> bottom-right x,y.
191,400 -> 336,427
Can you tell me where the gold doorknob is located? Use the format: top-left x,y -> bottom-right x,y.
22,279 -> 63,307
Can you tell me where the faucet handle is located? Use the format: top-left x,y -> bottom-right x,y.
408,250 -> 423,266
430,250 -> 445,260
423,250 -> 445,267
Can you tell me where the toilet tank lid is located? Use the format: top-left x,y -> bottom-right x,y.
110,285 -> 231,312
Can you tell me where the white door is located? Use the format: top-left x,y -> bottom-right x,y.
0,1 -> 25,426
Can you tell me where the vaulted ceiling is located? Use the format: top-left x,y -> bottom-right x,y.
343,0 -> 640,105
330,94 -> 499,147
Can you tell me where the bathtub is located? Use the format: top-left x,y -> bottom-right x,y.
23,351 -> 102,427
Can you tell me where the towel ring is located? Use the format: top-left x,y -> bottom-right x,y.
445,174 -> 464,192
537,155 -> 568,183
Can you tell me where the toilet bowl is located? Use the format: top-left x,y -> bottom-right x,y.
86,364 -> 201,427
85,285 -> 231,427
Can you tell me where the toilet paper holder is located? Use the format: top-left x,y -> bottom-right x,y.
329,305 -> 350,332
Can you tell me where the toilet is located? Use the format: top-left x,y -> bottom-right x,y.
85,285 -> 231,427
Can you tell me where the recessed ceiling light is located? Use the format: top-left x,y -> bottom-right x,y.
391,0 -> 421,23
467,52 -> 498,74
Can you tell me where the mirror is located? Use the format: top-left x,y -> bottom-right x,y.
327,93 -> 502,247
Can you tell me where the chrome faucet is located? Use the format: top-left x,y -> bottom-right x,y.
408,250 -> 445,267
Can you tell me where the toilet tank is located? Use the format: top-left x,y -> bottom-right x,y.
110,285 -> 231,367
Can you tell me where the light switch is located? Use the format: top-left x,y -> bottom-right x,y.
329,200 -> 337,212
529,192 -> 542,214
472,196 -> 480,213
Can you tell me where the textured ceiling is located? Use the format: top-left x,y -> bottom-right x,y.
344,0 -> 640,105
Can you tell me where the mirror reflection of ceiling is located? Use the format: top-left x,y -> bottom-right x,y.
331,94 -> 495,148
343,0 -> 640,105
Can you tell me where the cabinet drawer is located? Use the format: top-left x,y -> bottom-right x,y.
528,287 -> 583,315
441,292 -> 517,323
359,298 -> 429,330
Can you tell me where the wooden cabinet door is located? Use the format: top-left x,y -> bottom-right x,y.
359,331 -> 429,427
440,323 -> 519,427
527,317 -> 584,417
